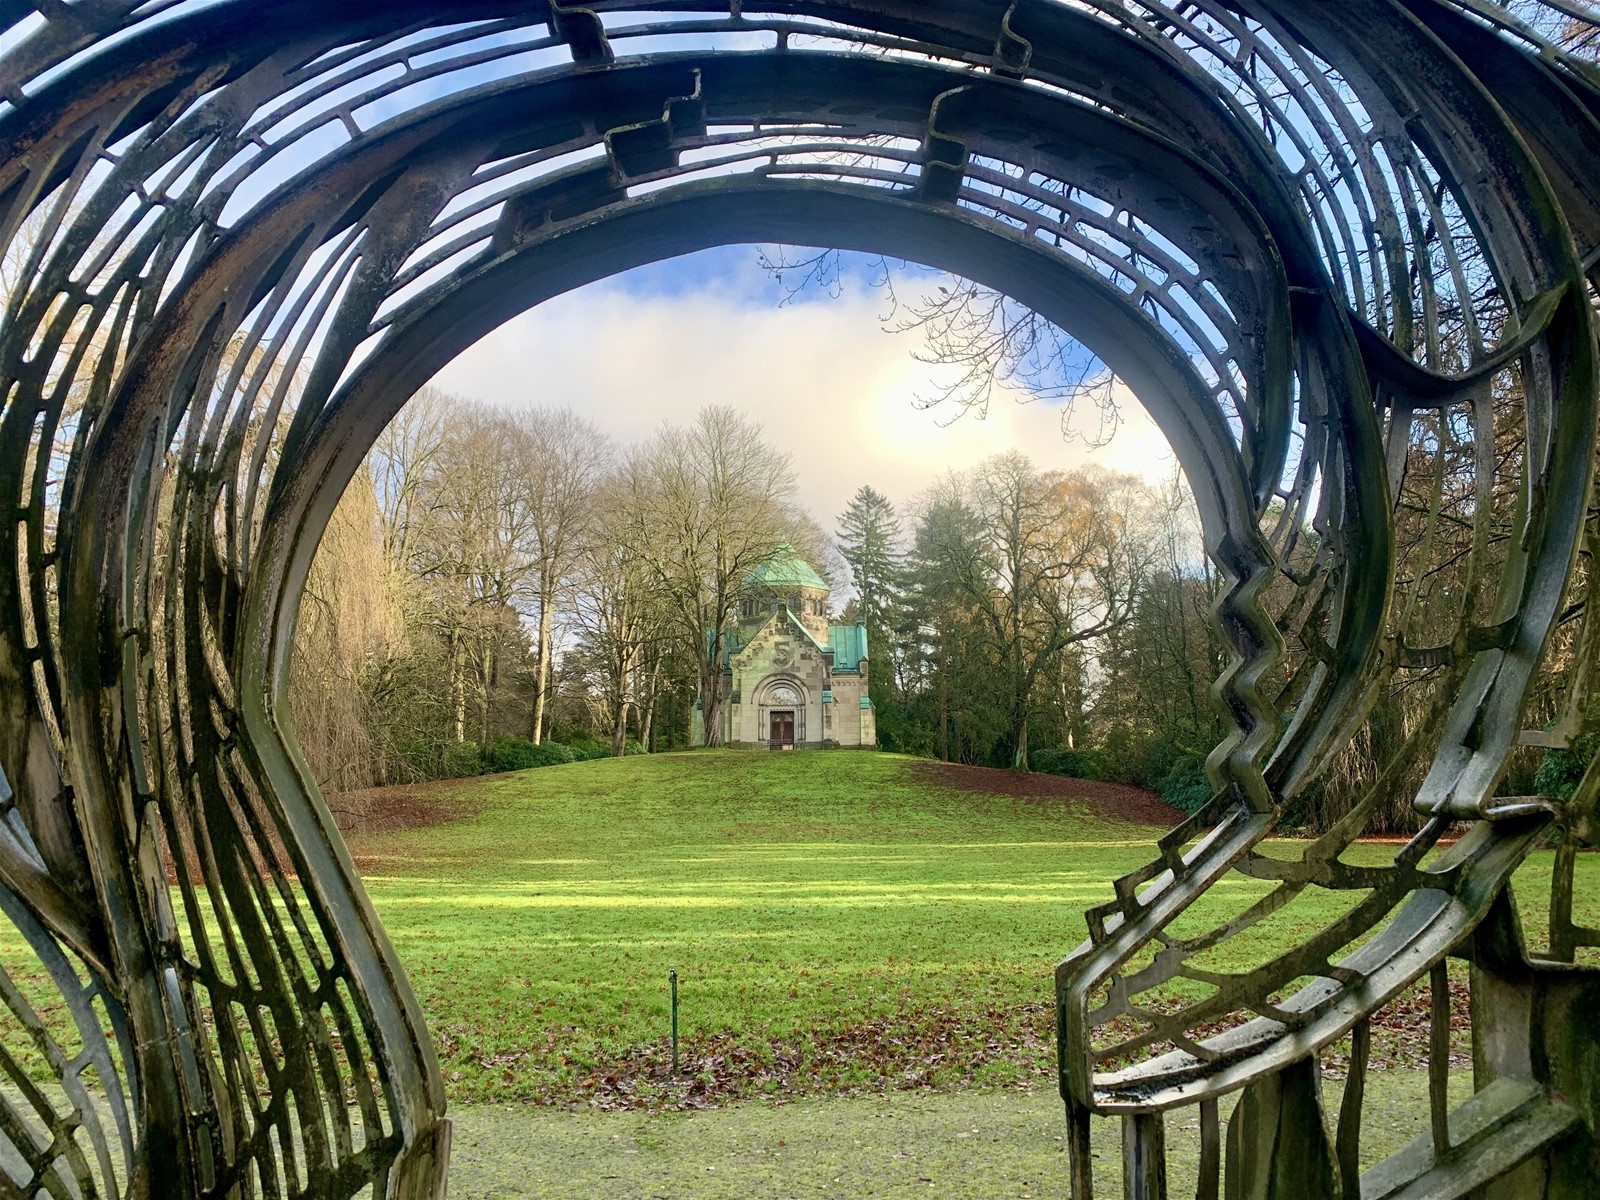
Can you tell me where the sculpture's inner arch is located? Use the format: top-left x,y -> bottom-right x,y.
1,3 -> 1599,1197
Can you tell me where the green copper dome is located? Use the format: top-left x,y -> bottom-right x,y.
746,543 -> 828,591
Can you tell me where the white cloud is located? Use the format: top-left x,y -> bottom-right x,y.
430,269 -> 1178,526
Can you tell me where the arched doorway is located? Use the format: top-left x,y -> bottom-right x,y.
761,681 -> 805,750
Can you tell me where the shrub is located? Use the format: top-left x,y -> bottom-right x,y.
624,739 -> 647,756
1156,755 -> 1213,814
1030,747 -> 1061,775
1536,732 -> 1600,804
1031,747 -> 1099,778
488,736 -> 540,772
487,737 -> 582,772
442,740 -> 487,779
567,740 -> 611,762
1140,737 -> 1186,792
1095,727 -> 1153,786
383,736 -> 442,785
525,741 -> 578,768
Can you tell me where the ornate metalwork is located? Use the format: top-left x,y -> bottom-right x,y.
0,1 -> 1597,1196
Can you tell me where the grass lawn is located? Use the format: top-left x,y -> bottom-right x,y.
346,750 -> 1597,1110
444,1067 -> 1470,1199
3,748 -> 1592,1196
358,750 -> 1159,1106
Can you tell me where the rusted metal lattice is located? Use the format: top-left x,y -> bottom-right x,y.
0,2 -> 1597,1197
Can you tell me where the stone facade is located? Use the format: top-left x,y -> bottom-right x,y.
691,547 -> 875,750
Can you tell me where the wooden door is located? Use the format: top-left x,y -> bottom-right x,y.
770,710 -> 794,748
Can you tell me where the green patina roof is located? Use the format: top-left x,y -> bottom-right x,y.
828,623 -> 868,673
747,543 -> 828,591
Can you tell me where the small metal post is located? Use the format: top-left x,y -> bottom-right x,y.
669,968 -> 680,1075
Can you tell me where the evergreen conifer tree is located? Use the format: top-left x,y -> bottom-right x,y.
836,485 -> 906,719
837,486 -> 903,640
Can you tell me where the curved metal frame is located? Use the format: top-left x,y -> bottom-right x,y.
0,2 -> 1597,1196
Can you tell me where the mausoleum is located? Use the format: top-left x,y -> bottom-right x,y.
692,545 -> 875,749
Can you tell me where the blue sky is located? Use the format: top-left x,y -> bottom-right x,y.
432,244 -> 1177,526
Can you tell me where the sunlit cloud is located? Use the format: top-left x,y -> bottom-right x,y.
431,249 -> 1179,527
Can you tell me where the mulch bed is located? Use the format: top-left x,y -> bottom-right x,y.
911,761 -> 1185,826
329,774 -> 502,837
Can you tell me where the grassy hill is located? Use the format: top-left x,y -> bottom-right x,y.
346,750 -> 1183,1106
344,750 -> 1589,1111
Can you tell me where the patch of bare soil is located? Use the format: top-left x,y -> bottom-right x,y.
160,776 -> 494,884
911,761 -> 1184,827
329,775 -> 501,837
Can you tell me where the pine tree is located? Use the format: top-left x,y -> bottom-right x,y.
835,485 -> 905,688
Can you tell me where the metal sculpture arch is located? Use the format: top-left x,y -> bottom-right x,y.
0,2 -> 1598,1196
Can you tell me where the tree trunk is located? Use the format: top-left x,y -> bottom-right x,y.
1004,649 -> 1030,771
640,659 -> 661,753
450,630 -> 466,744
702,672 -> 724,747
481,637 -> 495,746
939,685 -> 949,763
611,698 -> 630,757
1013,708 -> 1030,771
531,595 -> 553,744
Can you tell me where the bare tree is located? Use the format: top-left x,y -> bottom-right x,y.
1089,470 -> 1224,759
288,467 -> 404,793
513,409 -> 613,744
571,476 -> 666,755
403,403 -> 541,743
921,453 -> 1156,768
371,385 -> 452,573
622,406 -> 800,747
